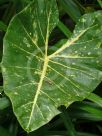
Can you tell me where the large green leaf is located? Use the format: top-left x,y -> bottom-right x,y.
1,0 -> 102,132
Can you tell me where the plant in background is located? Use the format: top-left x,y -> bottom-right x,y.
0,0 -> 102,136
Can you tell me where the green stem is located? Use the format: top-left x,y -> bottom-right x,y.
57,21 -> 72,38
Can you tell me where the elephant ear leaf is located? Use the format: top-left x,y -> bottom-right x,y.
1,0 -> 102,133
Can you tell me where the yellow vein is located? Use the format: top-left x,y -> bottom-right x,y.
10,42 -> 44,61
26,57 -> 49,129
41,90 -> 56,104
48,65 -> 82,91
33,70 -> 75,96
49,59 -> 95,78
5,66 -> 41,71
72,38 -> 98,45
44,76 -> 71,97
12,82 -> 38,90
18,19 -> 44,56
48,29 -> 87,58
48,25 -> 98,59
53,55 -> 95,59
36,104 -> 45,120
20,101 -> 34,109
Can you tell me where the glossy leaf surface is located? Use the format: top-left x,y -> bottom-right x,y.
1,0 -> 102,132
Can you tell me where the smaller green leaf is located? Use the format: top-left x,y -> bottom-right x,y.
69,101 -> 102,121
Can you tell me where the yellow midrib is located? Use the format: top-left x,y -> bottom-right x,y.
26,5 -> 52,130
26,56 -> 49,130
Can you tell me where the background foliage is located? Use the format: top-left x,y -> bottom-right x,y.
0,0 -> 102,136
